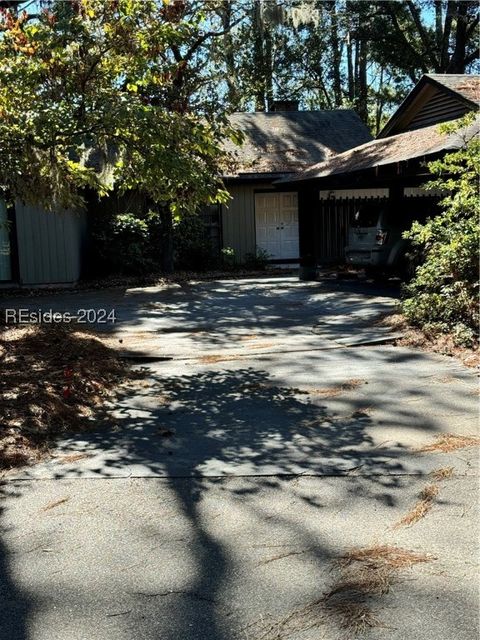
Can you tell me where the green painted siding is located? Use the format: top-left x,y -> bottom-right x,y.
0,200 -> 12,281
221,182 -> 273,263
15,202 -> 87,285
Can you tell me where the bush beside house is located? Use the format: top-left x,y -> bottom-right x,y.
401,118 -> 479,346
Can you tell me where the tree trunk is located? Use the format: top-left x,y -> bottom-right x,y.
264,19 -> 274,109
220,0 -> 240,109
446,1 -> 469,72
435,0 -> 443,52
346,32 -> 354,101
437,0 -> 453,69
160,207 -> 174,273
329,1 -> 343,107
357,37 -> 368,123
253,0 -> 266,110
375,66 -> 385,135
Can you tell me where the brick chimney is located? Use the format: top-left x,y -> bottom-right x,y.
268,99 -> 299,112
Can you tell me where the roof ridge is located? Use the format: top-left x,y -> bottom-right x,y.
426,73 -> 480,77
229,108 -> 359,115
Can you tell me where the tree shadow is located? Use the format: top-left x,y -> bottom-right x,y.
14,364 -> 422,639
0,482 -> 29,640
0,276 -> 476,639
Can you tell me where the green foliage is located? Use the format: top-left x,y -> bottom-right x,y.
0,0 -> 238,214
221,246 -> 236,268
244,247 -> 271,270
109,213 -> 153,275
401,116 -> 480,346
173,214 -> 220,271
90,208 -> 160,276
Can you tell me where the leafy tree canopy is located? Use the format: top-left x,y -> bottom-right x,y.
0,0 -> 241,212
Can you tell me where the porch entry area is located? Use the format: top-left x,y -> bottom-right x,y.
312,188 -> 440,264
0,200 -> 12,281
254,192 -> 299,261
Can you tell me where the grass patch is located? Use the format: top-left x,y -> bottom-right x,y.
416,433 -> 480,453
0,324 -> 131,470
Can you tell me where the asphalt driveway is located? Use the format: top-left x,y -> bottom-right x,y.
1,276 -> 478,640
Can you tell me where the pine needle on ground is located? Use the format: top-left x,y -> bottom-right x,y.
416,434 -> 480,453
394,484 -> 439,528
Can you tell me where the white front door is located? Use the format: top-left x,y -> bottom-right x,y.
255,192 -> 299,260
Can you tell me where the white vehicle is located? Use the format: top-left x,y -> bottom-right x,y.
345,203 -> 418,276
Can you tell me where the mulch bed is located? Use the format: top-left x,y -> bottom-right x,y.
378,314 -> 479,368
0,324 -> 131,470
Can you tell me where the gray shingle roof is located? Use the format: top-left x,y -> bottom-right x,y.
223,110 -> 372,177
280,117 -> 480,183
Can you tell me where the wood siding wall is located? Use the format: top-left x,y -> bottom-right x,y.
15,202 -> 87,285
221,182 -> 273,262
406,88 -> 470,131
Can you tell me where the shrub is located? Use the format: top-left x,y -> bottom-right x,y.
401,116 -> 479,346
244,247 -> 272,270
221,246 -> 236,269
173,214 -> 221,271
88,204 -> 161,276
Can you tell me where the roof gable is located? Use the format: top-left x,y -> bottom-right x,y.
378,74 -> 479,138
223,110 -> 372,177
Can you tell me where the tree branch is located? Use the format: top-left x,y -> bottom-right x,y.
183,16 -> 244,63
385,3 -> 429,75
440,1 -> 455,69
464,46 -> 480,67
406,0 -> 439,70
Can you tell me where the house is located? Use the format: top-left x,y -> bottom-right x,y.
0,102 -> 372,286
278,74 -> 480,265
218,102 -> 372,264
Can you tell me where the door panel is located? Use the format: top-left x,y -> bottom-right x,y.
255,192 -> 299,260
